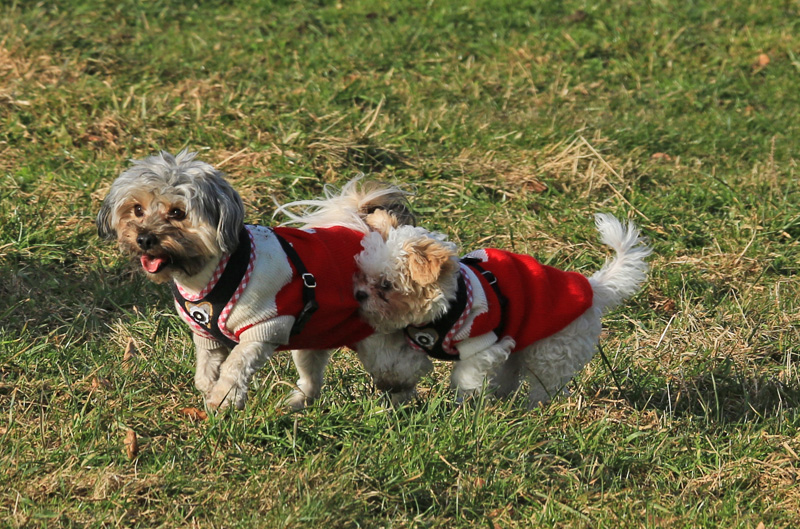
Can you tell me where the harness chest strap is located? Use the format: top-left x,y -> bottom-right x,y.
171,226 -> 251,348
404,269 -> 474,360
403,259 -> 509,361
172,226 -> 318,348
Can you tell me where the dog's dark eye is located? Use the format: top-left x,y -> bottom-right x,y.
133,204 -> 144,218
168,208 -> 186,221
379,279 -> 393,291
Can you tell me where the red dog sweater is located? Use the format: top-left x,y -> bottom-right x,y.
175,225 -> 373,351
271,226 -> 373,350
464,248 -> 594,352
406,248 -> 594,359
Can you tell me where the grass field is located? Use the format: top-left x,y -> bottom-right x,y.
1,0 -> 799,527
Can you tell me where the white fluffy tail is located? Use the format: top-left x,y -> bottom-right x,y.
589,213 -> 652,312
273,176 -> 414,232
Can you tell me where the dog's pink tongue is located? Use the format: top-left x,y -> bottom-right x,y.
140,255 -> 166,273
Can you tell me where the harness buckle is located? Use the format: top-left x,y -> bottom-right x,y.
301,273 -> 317,288
481,270 -> 498,285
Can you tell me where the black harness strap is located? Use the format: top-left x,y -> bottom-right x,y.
404,273 -> 469,361
171,226 -> 251,349
403,257 -> 512,362
272,231 -> 319,336
172,226 -> 320,348
460,257 -> 509,339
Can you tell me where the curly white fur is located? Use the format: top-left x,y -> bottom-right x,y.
274,176 -> 414,232
355,227 -> 459,332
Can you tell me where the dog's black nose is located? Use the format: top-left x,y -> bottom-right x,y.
355,290 -> 368,302
136,232 -> 158,251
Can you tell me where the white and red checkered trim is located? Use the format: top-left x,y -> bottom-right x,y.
175,255 -> 231,302
174,226 -> 257,345
216,227 -> 256,343
405,264 -> 474,356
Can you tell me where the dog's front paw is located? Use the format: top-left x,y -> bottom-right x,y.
455,387 -> 482,404
284,390 -> 313,411
195,372 -> 216,395
206,379 -> 247,411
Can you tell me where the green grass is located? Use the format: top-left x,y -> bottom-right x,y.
1,0 -> 799,526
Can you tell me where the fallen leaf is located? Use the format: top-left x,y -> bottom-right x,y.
91,376 -> 111,389
521,179 -> 548,193
651,152 -> 672,162
756,523 -> 766,529
179,407 -> 209,421
752,53 -> 770,72
652,297 -> 676,314
488,505 -> 513,518
124,429 -> 139,460
123,338 -> 137,363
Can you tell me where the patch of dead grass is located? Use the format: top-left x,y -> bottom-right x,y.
76,114 -> 124,151
0,42 -> 84,93
305,100 -> 412,179
682,451 -> 800,503
444,146 -> 547,196
308,132 -> 409,179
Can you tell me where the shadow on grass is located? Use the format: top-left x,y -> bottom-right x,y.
0,256 -> 169,346
598,363 -> 800,423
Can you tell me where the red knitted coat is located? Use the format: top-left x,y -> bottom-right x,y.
271,226 -> 373,350
461,248 -> 594,353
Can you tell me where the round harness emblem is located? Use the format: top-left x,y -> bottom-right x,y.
410,328 -> 438,348
187,302 -> 213,326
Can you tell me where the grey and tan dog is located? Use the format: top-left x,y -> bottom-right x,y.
98,150 -> 412,410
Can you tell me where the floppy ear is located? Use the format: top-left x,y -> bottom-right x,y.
213,180 -> 245,253
405,238 -> 455,287
365,209 -> 397,241
96,195 -> 116,240
194,170 -> 246,254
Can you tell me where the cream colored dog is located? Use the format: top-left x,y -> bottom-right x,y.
353,211 -> 651,407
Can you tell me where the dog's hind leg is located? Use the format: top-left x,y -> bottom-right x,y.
285,349 -> 332,410
490,351 -> 523,399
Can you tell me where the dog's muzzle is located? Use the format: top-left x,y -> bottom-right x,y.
137,232 -> 159,251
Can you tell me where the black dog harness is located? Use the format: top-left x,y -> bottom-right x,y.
403,259 -> 508,361
274,233 -> 319,337
171,226 -> 318,349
